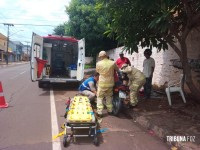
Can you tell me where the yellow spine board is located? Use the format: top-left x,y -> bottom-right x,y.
68,96 -> 93,122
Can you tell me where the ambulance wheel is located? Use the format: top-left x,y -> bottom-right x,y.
38,81 -> 44,88
93,136 -> 99,146
38,81 -> 49,88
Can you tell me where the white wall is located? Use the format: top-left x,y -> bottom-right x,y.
107,30 -> 200,92
107,46 -> 182,88
85,57 -> 93,64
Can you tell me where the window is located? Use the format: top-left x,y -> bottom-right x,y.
34,43 -> 41,57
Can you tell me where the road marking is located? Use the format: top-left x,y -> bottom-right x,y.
50,89 -> 61,150
10,74 -> 19,79
10,71 -> 26,79
20,71 -> 26,74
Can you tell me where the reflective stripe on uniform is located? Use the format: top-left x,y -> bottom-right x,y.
82,83 -> 91,90
97,100 -> 104,115
98,82 -> 114,88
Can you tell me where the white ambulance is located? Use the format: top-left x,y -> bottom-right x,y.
30,33 -> 85,88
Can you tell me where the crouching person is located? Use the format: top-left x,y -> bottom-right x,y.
121,64 -> 146,108
79,72 -> 99,102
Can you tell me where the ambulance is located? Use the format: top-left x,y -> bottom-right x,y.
30,33 -> 85,88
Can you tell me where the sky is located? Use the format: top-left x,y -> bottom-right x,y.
0,0 -> 71,45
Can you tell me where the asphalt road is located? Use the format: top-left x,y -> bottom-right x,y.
0,64 -> 170,150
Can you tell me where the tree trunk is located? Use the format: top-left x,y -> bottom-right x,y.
180,40 -> 200,102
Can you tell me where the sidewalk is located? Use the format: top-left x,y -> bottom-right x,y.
84,68 -> 200,150
126,93 -> 200,150
0,61 -> 29,68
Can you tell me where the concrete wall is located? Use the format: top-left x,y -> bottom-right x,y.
107,29 -> 200,92
85,57 -> 93,64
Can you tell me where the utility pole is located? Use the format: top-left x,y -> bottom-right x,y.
25,41 -> 30,61
4,23 -> 14,65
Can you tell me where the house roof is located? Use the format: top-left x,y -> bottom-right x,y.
0,33 -> 7,40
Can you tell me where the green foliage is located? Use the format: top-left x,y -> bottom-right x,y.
96,0 -> 200,98
97,0 -> 200,53
84,64 -> 96,69
53,0 -> 200,56
53,24 -> 66,35
53,0 -> 118,57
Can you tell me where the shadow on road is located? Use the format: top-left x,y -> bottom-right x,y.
38,83 -> 80,92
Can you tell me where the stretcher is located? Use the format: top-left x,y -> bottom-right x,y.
63,95 -> 99,147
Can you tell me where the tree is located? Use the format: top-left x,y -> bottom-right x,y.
63,0 -> 118,57
98,0 -> 200,100
53,24 -> 66,35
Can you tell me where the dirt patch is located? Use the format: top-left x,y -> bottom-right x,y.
135,92 -> 200,147
137,93 -> 200,121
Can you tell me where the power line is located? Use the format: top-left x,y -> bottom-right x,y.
0,15 -> 68,22
0,8 -> 66,14
0,11 -> 68,22
0,18 -> 67,22
10,34 -> 30,39
0,23 -> 56,27
4,23 -> 14,65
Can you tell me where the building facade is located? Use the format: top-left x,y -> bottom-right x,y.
0,33 -> 7,61
12,41 -> 23,61
0,32 -> 25,62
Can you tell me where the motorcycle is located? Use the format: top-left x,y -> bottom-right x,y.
112,83 -> 130,116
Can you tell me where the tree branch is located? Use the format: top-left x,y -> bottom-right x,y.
167,40 -> 181,57
181,0 -> 193,18
169,27 -> 181,43
182,25 -> 192,41
192,12 -> 200,27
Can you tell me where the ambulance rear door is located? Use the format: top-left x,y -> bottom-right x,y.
30,32 -> 43,81
76,38 -> 85,81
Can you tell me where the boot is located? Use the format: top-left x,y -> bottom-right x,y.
96,113 -> 103,124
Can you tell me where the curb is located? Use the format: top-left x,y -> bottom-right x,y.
0,62 -> 29,68
129,110 -> 200,150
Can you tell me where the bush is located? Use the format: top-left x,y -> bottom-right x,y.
84,64 -> 95,69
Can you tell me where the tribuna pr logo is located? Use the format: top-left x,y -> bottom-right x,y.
167,136 -> 195,142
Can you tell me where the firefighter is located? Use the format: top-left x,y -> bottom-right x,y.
96,51 -> 119,120
121,64 -> 146,108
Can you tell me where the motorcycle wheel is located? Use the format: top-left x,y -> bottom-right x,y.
112,94 -> 122,116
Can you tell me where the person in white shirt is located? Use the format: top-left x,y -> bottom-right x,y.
143,49 -> 155,99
